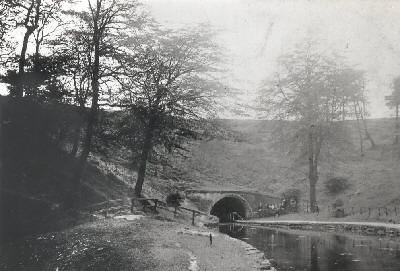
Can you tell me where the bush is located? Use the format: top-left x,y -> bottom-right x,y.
281,189 -> 301,212
332,198 -> 346,218
325,177 -> 349,194
166,192 -> 184,207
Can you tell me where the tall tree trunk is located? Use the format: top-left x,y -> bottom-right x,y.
15,31 -> 33,97
308,125 -> 319,213
70,124 -> 81,157
134,116 -> 156,197
70,104 -> 85,157
341,100 -> 346,121
309,162 -> 318,213
15,0 -> 41,98
310,237 -> 320,271
395,104 -> 399,145
362,119 -> 376,148
354,102 -> 364,156
68,22 -> 101,208
359,100 -> 376,148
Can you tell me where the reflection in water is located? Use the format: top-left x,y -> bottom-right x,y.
310,237 -> 320,271
219,223 -> 246,239
219,224 -> 400,271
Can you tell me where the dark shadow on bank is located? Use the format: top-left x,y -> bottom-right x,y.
0,97 -> 129,243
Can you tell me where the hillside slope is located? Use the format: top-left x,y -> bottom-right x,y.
174,119 -> 400,210
0,97 -> 133,239
2,96 -> 400,239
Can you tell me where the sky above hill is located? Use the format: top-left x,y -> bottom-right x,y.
142,0 -> 400,118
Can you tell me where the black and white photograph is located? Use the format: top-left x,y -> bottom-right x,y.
2,0 -> 400,270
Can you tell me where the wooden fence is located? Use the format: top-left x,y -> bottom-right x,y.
297,200 -> 400,218
132,197 -> 207,225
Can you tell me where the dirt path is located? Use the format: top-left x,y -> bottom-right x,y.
0,215 -> 270,271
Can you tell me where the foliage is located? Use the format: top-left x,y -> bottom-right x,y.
0,0 -> 227,204
165,192 -> 185,207
117,26 -> 225,195
3,0 -> 69,97
281,188 -> 301,202
0,3 -> 14,57
1,54 -> 70,102
258,45 -> 363,211
325,177 -> 349,195
281,188 -> 301,212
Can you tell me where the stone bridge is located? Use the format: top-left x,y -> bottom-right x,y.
184,189 -> 281,222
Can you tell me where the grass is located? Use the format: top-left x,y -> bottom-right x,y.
172,119 -> 400,215
0,211 -> 263,271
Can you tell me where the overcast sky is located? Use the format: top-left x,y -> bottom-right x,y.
142,0 -> 400,118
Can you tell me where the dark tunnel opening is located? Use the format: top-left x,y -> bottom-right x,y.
210,196 -> 248,222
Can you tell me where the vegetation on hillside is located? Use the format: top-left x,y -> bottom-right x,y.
175,118 -> 400,212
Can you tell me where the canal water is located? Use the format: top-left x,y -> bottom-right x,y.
219,224 -> 400,271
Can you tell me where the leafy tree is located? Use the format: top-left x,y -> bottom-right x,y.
386,75 -> 400,144
259,48 -> 354,212
1,54 -> 69,102
4,0 -> 68,97
334,68 -> 375,154
0,3 -> 13,57
119,27 -> 225,196
63,0 -> 147,204
49,28 -> 95,156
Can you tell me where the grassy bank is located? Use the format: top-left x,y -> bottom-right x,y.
0,211 -> 269,271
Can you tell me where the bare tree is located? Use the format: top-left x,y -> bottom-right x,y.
32,0 -> 66,60
334,68 -> 375,155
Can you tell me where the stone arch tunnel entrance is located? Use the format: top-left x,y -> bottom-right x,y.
210,195 -> 251,222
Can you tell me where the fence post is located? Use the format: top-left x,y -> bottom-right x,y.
352,207 -> 354,216
154,199 -> 158,213
192,211 -> 195,226
306,202 -> 309,213
386,207 -> 388,216
368,207 -> 371,217
378,208 -> 381,216
396,207 -> 398,216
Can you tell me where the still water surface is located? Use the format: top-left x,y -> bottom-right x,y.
220,224 -> 400,271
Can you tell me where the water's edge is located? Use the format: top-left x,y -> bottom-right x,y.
235,220 -> 400,237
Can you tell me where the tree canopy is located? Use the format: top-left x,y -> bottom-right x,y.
259,47 -> 367,211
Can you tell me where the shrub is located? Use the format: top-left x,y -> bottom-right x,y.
281,189 -> 301,212
281,189 -> 301,202
331,198 -> 346,217
166,192 -> 185,207
325,177 -> 349,194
